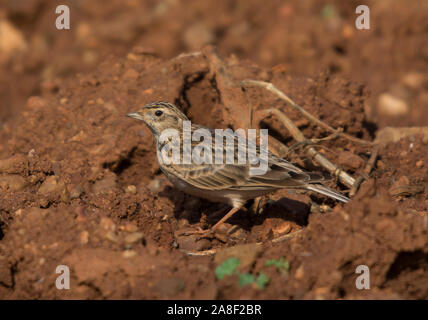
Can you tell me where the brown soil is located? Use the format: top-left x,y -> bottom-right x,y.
0,0 -> 427,299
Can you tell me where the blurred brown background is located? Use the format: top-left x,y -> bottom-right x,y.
0,0 -> 427,127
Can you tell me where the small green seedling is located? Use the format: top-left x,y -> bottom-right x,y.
256,272 -> 270,289
265,257 -> 290,272
215,257 -> 241,280
238,273 -> 254,287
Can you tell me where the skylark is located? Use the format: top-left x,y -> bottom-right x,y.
127,101 -> 349,236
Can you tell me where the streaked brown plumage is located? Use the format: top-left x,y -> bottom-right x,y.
127,101 -> 348,235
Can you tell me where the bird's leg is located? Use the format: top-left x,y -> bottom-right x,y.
182,206 -> 241,237
207,205 -> 230,220
209,206 -> 241,232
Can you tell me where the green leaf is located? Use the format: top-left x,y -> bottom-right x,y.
256,272 -> 270,289
238,273 -> 254,287
215,257 -> 241,280
265,257 -> 290,272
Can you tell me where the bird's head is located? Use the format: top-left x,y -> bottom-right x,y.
127,101 -> 189,136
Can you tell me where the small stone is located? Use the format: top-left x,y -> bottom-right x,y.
402,72 -> 425,89
70,131 -> 87,142
69,185 -> 83,200
100,217 -> 116,231
125,185 -> 137,194
416,160 -> 423,168
124,232 -> 144,244
123,223 -> 138,233
378,93 -> 409,117
126,53 -> 139,61
104,231 -> 118,243
122,250 -> 137,258
314,287 -> 329,300
0,19 -> 27,60
0,174 -> 27,191
0,155 -> 24,173
176,234 -> 211,251
38,175 -> 69,203
79,231 -> 89,244
96,98 -> 104,105
147,178 -> 163,193
123,68 -> 139,80
39,258 -> 45,265
27,149 -> 36,157
26,96 -> 46,109
272,222 -> 292,236
337,151 -> 364,170
38,175 -> 58,194
295,265 -> 305,280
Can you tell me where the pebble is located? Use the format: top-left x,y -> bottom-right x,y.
147,178 -> 163,193
124,232 -> 144,244
0,19 -> 27,60
0,154 -> 24,173
104,231 -> 119,243
38,175 -> 70,203
69,185 -> 83,200
272,222 -> 292,236
402,72 -> 425,89
0,174 -> 28,191
126,53 -> 139,61
337,150 -> 363,170
416,160 -> 423,168
26,96 -> 46,109
176,234 -> 211,251
125,185 -> 137,194
123,68 -> 139,80
122,250 -> 137,258
295,265 -> 305,280
79,231 -> 89,244
100,217 -> 116,231
122,223 -> 138,233
378,93 -> 409,117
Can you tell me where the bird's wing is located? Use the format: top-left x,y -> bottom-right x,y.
162,125 -> 326,191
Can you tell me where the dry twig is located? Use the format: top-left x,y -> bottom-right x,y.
256,108 -> 356,188
240,80 -> 375,146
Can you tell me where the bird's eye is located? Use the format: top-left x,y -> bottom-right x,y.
155,110 -> 163,117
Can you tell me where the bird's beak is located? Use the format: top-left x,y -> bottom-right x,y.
126,112 -> 144,121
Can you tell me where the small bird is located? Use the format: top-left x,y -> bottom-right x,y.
127,101 -> 348,236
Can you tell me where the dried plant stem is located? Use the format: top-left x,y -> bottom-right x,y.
240,80 -> 375,146
349,145 -> 379,196
257,108 -> 356,188
183,230 -> 303,256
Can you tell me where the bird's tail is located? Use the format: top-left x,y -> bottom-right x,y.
305,184 -> 349,203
